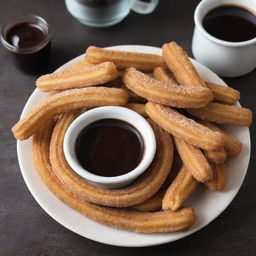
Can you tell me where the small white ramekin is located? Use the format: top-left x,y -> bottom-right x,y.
64,106 -> 156,189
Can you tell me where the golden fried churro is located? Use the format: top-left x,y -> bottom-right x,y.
126,103 -> 147,117
64,60 -> 93,71
132,190 -> 166,212
145,102 -> 225,150
50,113 -> 174,208
152,67 -> 240,105
206,164 -> 228,191
32,124 -> 195,233
86,46 -> 166,71
163,166 -> 198,211
153,67 -> 178,84
174,137 -> 213,182
12,87 -> 128,140
205,82 -> 240,105
202,121 -> 242,157
123,67 -> 213,108
162,42 -> 206,88
187,102 -> 252,126
36,62 -> 118,92
204,149 -> 227,164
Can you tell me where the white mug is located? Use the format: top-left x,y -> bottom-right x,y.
65,0 -> 159,27
192,0 -> 256,77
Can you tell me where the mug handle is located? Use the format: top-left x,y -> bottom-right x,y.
130,0 -> 159,14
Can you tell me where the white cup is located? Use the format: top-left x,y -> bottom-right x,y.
64,106 -> 156,189
192,0 -> 256,77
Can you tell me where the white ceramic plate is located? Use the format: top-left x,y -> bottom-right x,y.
17,45 -> 251,247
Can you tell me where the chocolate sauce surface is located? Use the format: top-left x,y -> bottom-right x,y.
75,119 -> 144,177
203,5 -> 256,42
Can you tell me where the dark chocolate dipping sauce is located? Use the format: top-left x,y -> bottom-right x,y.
5,21 -> 50,74
75,119 -> 144,177
203,5 -> 256,42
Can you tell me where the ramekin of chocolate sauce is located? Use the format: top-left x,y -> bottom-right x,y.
192,0 -> 256,77
1,15 -> 51,74
63,106 -> 156,189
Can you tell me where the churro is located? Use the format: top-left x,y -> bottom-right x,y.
206,164 -> 228,191
202,121 -> 242,157
123,67 -> 213,108
86,46 -> 166,71
162,42 -> 206,87
153,66 -> 178,84
145,102 -> 225,150
204,149 -> 227,164
163,166 -> 198,211
50,112 -> 174,208
36,62 -> 118,92
153,67 -> 240,105
32,123 -> 196,233
12,87 -> 128,140
187,102 -> 252,126
126,103 -> 147,117
205,82 -> 240,105
174,137 -> 213,182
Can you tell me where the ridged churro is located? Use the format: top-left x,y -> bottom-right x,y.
206,164 -> 228,191
36,62 -> 118,92
12,87 -> 128,140
205,82 -> 240,105
32,123 -> 196,233
86,46 -> 166,71
50,112 -> 174,208
153,66 -> 178,84
153,67 -> 240,105
202,121 -> 242,157
163,42 -> 206,87
163,166 -> 198,211
145,102 -> 225,150
123,67 -> 213,108
204,149 -> 227,164
174,137 -> 213,182
126,103 -> 147,117
187,102 -> 252,126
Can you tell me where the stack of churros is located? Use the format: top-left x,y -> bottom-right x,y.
12,42 -> 252,233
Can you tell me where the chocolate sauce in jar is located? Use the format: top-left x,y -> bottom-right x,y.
1,15 -> 51,74
75,119 -> 144,177
203,5 -> 256,42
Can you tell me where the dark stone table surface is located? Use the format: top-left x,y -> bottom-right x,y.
1,0 -> 255,255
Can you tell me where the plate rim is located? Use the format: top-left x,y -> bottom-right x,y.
16,45 -> 251,247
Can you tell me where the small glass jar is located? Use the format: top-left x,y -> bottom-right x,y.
1,15 -> 51,74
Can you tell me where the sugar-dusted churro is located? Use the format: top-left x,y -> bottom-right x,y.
153,66 -> 178,84
205,82 -> 240,105
145,102 -> 225,150
50,112 -> 174,208
32,123 -> 196,233
187,102 -> 252,126
132,190 -> 166,212
174,137 -> 213,182
64,60 -> 93,71
36,62 -> 119,92
123,67 -> 213,108
163,42 -> 206,88
202,121 -> 242,157
86,46 -> 166,71
205,164 -> 228,191
12,87 -> 128,140
163,166 -> 198,211
126,103 -> 147,117
204,149 -> 227,164
152,67 -> 240,105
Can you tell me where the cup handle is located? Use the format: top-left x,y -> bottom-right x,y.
130,0 -> 159,14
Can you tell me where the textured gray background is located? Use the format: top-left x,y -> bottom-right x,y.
1,0 -> 255,255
